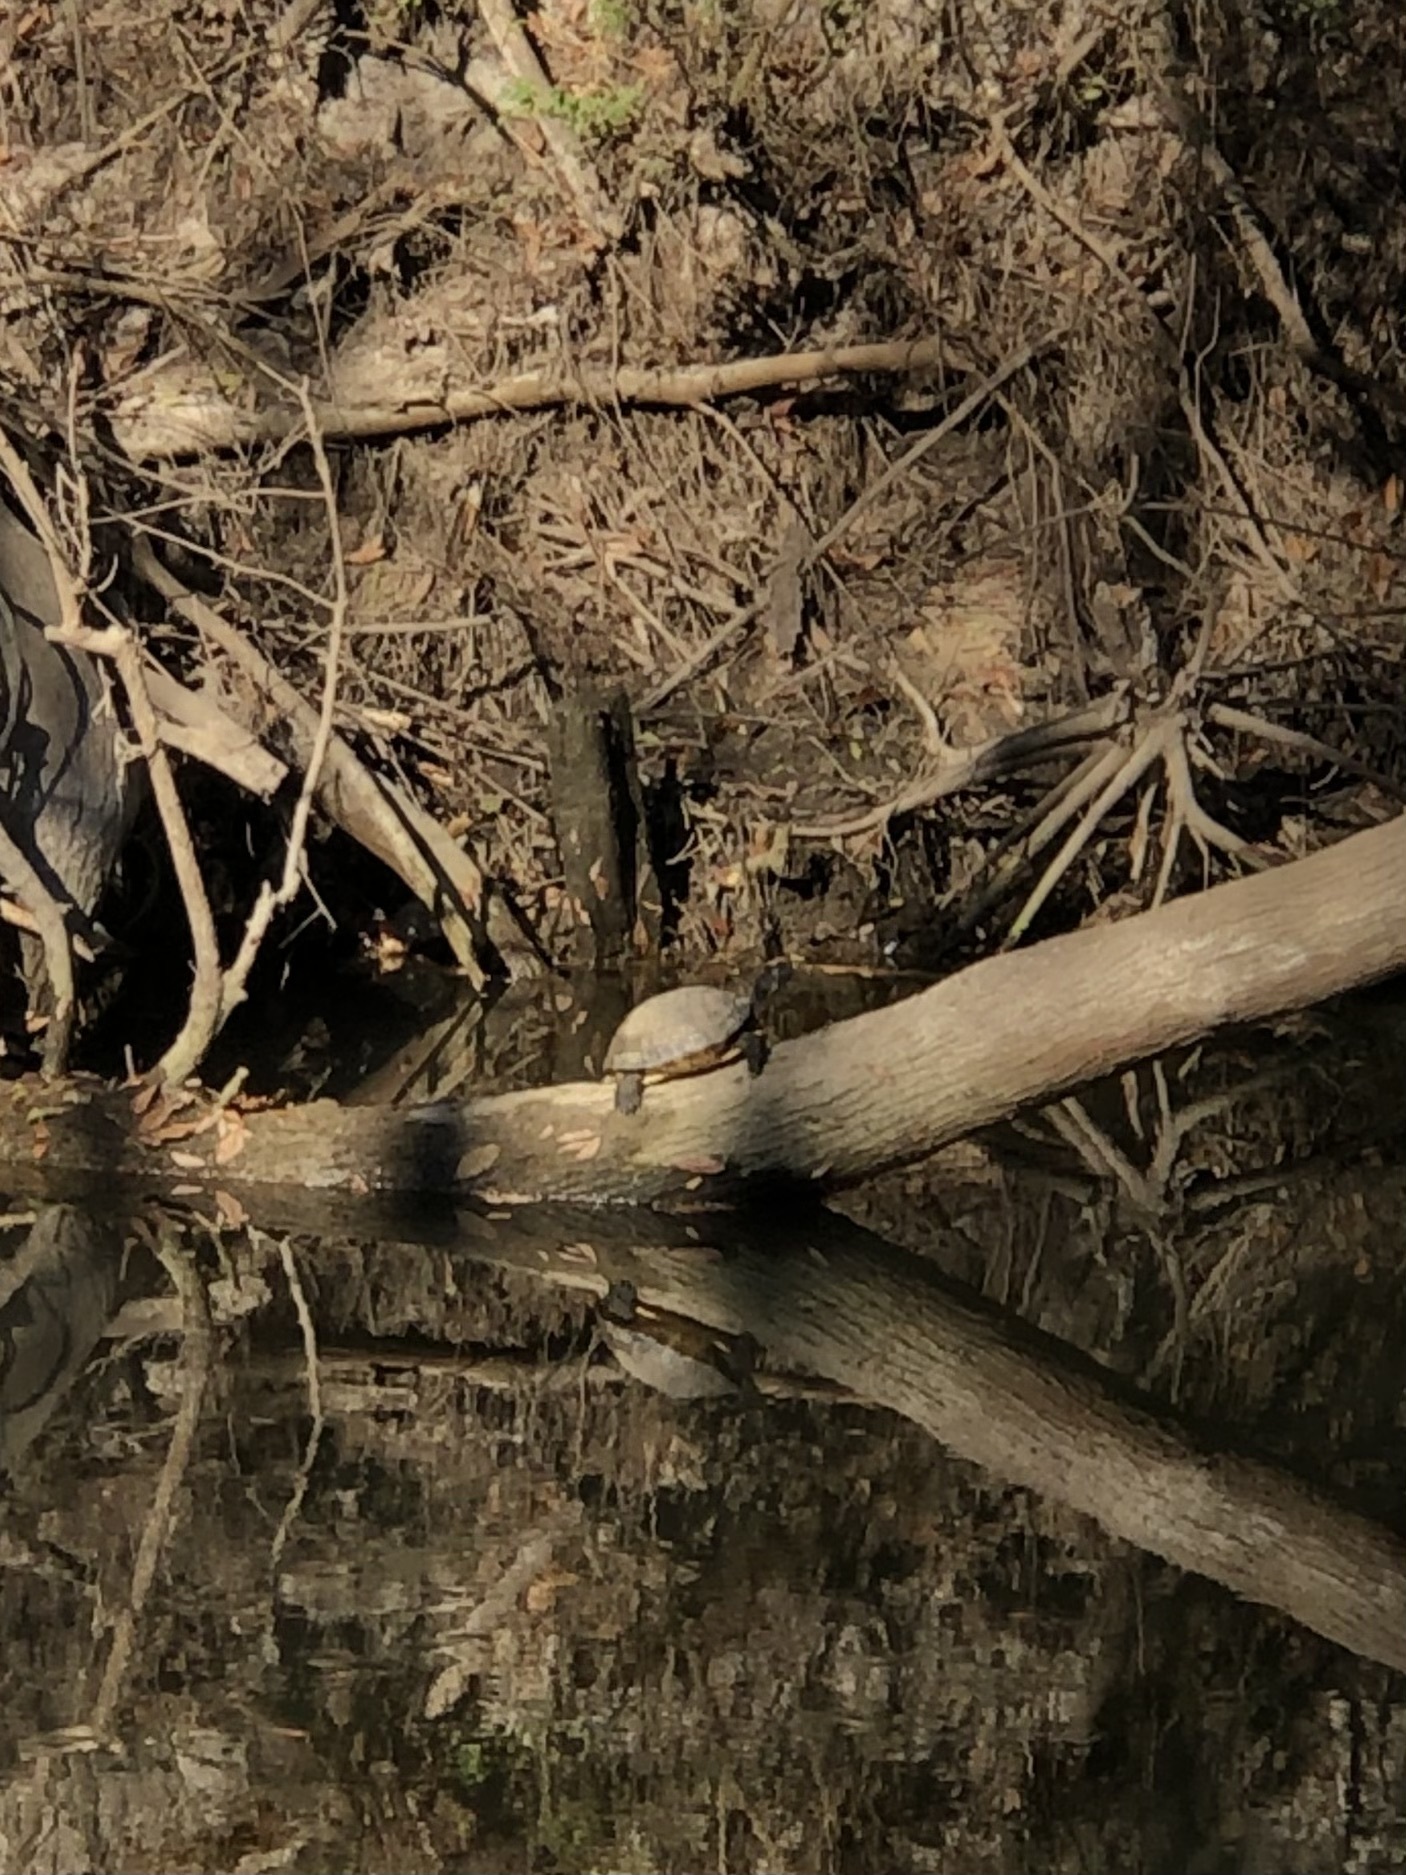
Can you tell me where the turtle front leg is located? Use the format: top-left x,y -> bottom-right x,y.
740,1031 -> 767,1078
614,1070 -> 645,1114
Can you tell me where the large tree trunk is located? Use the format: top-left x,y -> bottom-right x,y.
0,499 -> 137,990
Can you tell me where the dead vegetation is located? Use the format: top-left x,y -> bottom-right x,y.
0,0 -> 1401,1085
3,1 -> 1406,1868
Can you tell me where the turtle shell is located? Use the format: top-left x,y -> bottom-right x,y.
600,1318 -> 740,1401
604,984 -> 753,1079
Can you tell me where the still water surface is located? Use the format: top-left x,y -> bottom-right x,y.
2,989 -> 1404,1873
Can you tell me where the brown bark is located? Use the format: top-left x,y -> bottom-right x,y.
546,686 -> 631,969
109,336 -> 961,460
4,811 -> 1396,1205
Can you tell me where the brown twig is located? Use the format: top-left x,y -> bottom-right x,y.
1154,89 -> 1316,360
1161,728 -> 1249,882
809,331 -> 1061,563
131,539 -> 503,985
0,894 -> 95,958
1006,716 -> 1178,944
475,0 -> 621,244
111,336 -> 965,458
1047,1095 -> 1163,1215
1006,688 -> 1278,941
986,112 -> 1302,617
1176,376 -> 1300,604
1208,702 -> 1405,798
947,739 -> 1130,939
14,405 -> 222,1081
638,595 -> 766,712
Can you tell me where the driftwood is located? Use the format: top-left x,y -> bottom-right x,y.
0,809 -> 1397,1206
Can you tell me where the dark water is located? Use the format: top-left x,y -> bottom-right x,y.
2,988 -> 1405,1873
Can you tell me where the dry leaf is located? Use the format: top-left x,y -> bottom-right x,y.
214,1111 -> 250,1165
523,1564 -> 579,1614
214,1189 -> 249,1228
458,1143 -> 502,1180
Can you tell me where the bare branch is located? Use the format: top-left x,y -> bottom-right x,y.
218,383 -> 347,1025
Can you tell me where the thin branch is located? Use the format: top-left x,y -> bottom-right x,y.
1047,1095 -> 1163,1215
112,335 -> 969,458
810,331 -> 1062,563
268,1234 -> 324,1569
794,690 -> 1131,840
948,739 -> 1129,939
131,539 -> 498,984
1176,375 -> 1301,605
888,660 -> 949,759
1208,702 -> 1405,798
88,1223 -> 210,1736
476,0 -> 621,244
218,383 -> 347,1025
1163,730 -> 1251,869
50,618 -> 224,1086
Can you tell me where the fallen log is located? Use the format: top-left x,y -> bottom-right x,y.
101,1184 -> 1406,1675
486,1203 -> 1406,1674
0,811 -> 1399,1205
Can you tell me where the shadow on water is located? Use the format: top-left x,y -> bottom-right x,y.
1,982 -> 1405,1872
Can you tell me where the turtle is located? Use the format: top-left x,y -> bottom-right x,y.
598,1288 -> 756,1401
599,1315 -> 745,1401
603,978 -> 773,1115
